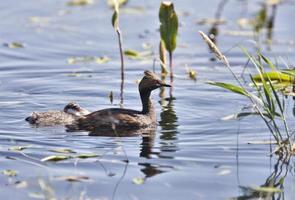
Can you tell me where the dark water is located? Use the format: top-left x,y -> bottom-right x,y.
0,0 -> 295,199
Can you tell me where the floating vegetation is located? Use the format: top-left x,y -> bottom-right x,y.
49,148 -> 76,154
196,18 -> 226,25
8,145 -> 32,151
14,181 -> 28,189
67,56 -> 110,64
67,0 -> 93,6
54,175 -> 90,182
123,49 -> 151,60
3,42 -> 24,49
186,67 -> 197,81
2,169 -> 18,177
41,155 -> 72,162
75,153 -> 98,159
132,177 -> 145,185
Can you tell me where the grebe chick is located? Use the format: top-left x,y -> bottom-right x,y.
26,102 -> 90,126
71,70 -> 171,132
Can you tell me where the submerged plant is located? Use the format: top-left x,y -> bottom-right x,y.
199,31 -> 293,154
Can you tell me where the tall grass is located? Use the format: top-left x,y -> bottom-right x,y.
199,31 -> 292,154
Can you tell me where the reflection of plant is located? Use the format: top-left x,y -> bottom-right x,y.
231,154 -> 290,200
199,31 -> 292,154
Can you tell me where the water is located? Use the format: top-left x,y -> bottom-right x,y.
0,0 -> 295,199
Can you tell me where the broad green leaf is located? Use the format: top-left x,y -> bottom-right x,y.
159,1 -> 178,53
41,155 -> 72,162
75,153 -> 98,159
207,81 -> 248,96
2,169 -> 18,177
252,71 -> 294,83
132,177 -> 145,185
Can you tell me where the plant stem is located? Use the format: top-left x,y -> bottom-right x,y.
117,28 -> 124,106
169,51 -> 173,97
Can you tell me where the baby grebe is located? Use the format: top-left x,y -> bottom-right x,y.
26,102 -> 90,126
71,70 -> 171,132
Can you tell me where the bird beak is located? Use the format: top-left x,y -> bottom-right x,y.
160,82 -> 171,87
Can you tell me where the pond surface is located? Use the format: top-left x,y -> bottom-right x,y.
0,0 -> 295,199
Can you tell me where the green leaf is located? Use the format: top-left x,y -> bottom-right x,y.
159,1 -> 178,54
252,71 -> 294,83
260,54 -> 276,71
251,186 -> 282,193
207,81 -> 248,96
2,169 -> 18,177
132,177 -> 145,185
112,9 -> 119,29
124,49 -> 140,57
75,153 -> 98,159
41,155 -> 72,162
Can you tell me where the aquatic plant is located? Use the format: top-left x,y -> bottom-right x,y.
111,0 -> 125,105
199,31 -> 293,154
159,40 -> 168,75
159,1 -> 178,79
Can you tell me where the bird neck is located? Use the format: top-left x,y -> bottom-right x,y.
140,89 -> 153,114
